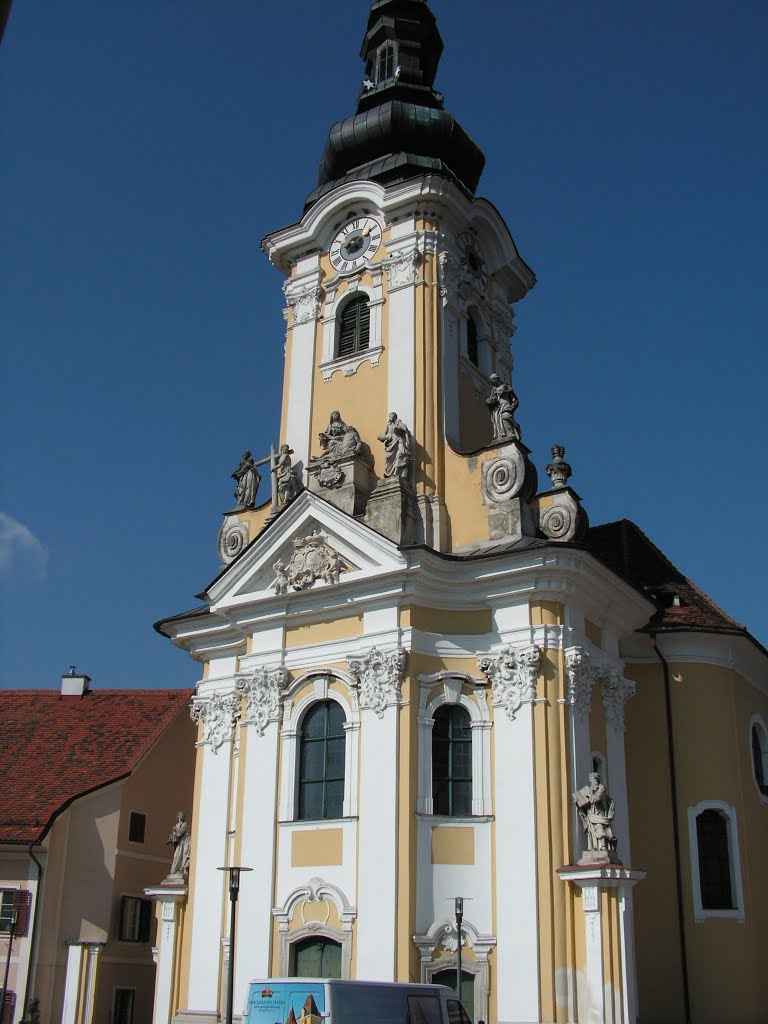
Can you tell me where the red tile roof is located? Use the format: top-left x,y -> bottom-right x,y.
586,520 -> 748,635
0,688 -> 193,844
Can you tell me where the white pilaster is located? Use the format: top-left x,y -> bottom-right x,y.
493,703 -> 539,1023
61,943 -> 84,1024
384,240 -> 418,430
186,742 -> 233,1012
235,719 -> 280,1012
284,271 -> 322,468
355,704 -> 399,979
145,888 -> 186,1024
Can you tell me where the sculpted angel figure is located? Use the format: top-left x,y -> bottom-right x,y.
377,412 -> 414,481
486,374 -> 521,441
572,773 -> 618,856
273,559 -> 288,595
167,811 -> 192,879
232,450 -> 260,509
312,410 -> 363,462
272,443 -> 301,506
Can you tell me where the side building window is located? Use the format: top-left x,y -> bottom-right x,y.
688,801 -> 744,921
432,705 -> 472,817
298,701 -> 346,820
751,715 -> 768,799
118,896 -> 152,942
0,890 -> 31,937
337,294 -> 370,358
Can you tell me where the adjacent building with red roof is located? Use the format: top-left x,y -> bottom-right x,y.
0,673 -> 194,1024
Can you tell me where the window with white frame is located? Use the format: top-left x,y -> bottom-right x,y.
750,714 -> 768,801
279,674 -> 360,823
336,294 -> 370,357
687,800 -> 744,921
417,676 -> 492,817
376,44 -> 396,83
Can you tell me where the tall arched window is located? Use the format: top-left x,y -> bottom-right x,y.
432,705 -> 472,817
466,316 -> 479,366
377,44 -> 395,83
696,808 -> 733,909
337,295 -> 370,358
751,718 -> 768,797
291,936 -> 342,979
298,701 -> 346,820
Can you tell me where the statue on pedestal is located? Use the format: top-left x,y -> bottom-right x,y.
572,773 -> 620,863
377,412 -> 414,481
273,444 -> 301,507
313,411 -> 363,462
486,374 -> 521,441
232,451 -> 260,510
166,811 -> 192,881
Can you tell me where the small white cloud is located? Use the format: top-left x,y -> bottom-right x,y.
0,513 -> 47,580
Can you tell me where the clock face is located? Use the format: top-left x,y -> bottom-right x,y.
458,231 -> 488,292
329,217 -> 383,273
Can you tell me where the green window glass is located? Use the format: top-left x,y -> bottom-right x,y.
298,701 -> 346,820
291,937 -> 342,978
434,970 -> 475,1023
432,705 -> 472,817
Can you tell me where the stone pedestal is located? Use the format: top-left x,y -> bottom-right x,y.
145,883 -> 188,1024
365,477 -> 419,545
306,453 -> 374,516
480,441 -> 538,542
557,865 -> 645,1024
535,486 -> 588,543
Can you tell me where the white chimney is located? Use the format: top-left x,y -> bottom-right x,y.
61,666 -> 91,696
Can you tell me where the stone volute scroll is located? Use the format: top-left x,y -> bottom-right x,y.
347,646 -> 407,718
572,772 -> 621,865
164,811 -> 192,883
477,645 -> 542,722
535,444 -> 588,543
480,439 -> 538,542
306,410 -> 375,515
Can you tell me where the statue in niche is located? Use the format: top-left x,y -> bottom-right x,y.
572,773 -> 619,860
312,411 -> 363,463
166,811 -> 192,880
273,444 -> 301,507
486,374 -> 521,441
232,450 -> 260,510
377,412 -> 414,481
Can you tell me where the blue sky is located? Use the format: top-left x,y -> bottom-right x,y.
1,0 -> 766,691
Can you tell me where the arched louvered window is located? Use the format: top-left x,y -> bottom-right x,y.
297,701 -> 346,820
337,294 -> 370,358
696,809 -> 733,910
466,316 -> 479,366
377,44 -> 396,83
432,705 -> 472,817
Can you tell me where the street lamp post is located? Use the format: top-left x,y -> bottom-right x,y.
454,897 -> 463,1000
217,867 -> 252,1024
1,907 -> 18,1022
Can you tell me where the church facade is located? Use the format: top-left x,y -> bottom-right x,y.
152,3 -> 768,1023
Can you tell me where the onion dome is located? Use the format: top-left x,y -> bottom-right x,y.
305,0 -> 485,208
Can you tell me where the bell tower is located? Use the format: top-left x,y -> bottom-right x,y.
262,0 -> 551,554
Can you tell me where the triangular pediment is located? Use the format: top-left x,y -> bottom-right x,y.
206,490 -> 407,611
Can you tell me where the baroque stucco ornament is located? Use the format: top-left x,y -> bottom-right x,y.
347,646 -> 406,717
217,519 -> 250,564
384,249 -> 420,290
601,671 -> 636,732
565,647 -> 595,720
190,692 -> 241,752
237,666 -> 288,736
477,644 -> 542,721
274,531 -> 347,593
286,284 -> 323,326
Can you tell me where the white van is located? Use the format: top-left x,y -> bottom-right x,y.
243,979 -> 474,1024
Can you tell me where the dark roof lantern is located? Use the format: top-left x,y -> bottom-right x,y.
308,0 -> 485,208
